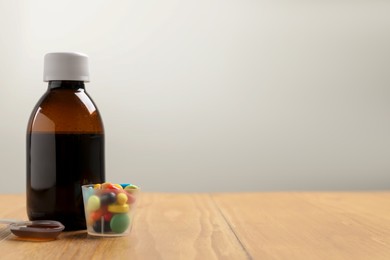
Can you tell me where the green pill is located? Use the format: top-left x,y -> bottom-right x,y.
110,213 -> 130,233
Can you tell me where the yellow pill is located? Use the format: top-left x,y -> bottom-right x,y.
87,195 -> 100,211
124,184 -> 139,190
117,193 -> 128,205
108,204 -> 129,213
124,184 -> 139,194
93,184 -> 101,189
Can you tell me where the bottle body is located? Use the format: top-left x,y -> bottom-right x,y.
27,81 -> 105,230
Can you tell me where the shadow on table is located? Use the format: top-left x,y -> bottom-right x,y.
60,230 -> 88,240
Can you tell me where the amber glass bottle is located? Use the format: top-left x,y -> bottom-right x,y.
26,53 -> 105,230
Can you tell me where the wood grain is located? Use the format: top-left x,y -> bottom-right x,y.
2,193 -> 390,259
212,192 -> 390,260
0,193 -> 248,260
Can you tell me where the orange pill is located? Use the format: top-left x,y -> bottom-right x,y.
90,209 -> 104,221
113,184 -> 123,190
101,182 -> 111,189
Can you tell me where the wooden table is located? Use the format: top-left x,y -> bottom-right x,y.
1,193 -> 390,259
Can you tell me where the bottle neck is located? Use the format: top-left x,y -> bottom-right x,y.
48,81 -> 85,90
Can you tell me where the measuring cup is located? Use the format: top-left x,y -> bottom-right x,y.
0,219 -> 65,239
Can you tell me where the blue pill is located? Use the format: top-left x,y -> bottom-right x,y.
100,192 -> 116,205
83,187 -> 95,204
93,220 -> 111,233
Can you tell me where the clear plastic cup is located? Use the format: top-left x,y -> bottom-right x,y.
81,183 -> 140,237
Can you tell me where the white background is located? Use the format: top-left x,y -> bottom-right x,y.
1,0 -> 390,193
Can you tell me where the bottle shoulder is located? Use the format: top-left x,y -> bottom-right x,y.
27,89 -> 104,134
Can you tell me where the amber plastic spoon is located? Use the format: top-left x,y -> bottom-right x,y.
0,219 -> 65,239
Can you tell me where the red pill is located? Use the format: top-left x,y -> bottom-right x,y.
103,212 -> 113,221
107,183 -> 121,191
124,191 -> 136,204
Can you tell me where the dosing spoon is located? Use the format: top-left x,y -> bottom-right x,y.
0,219 -> 65,239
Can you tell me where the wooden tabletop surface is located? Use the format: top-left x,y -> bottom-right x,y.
1,192 -> 390,259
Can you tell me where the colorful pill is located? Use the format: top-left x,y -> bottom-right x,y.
103,212 -> 113,222
104,183 -> 121,191
87,195 -> 101,211
100,192 -> 116,205
108,204 -> 129,213
93,219 -> 112,233
112,184 -> 123,189
110,214 -> 130,233
124,184 -> 139,191
117,193 -> 128,205
101,182 -> 111,189
90,209 -> 104,221
83,187 -> 95,202
124,191 -> 136,204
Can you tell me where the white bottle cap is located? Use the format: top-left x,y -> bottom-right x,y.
43,52 -> 90,82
